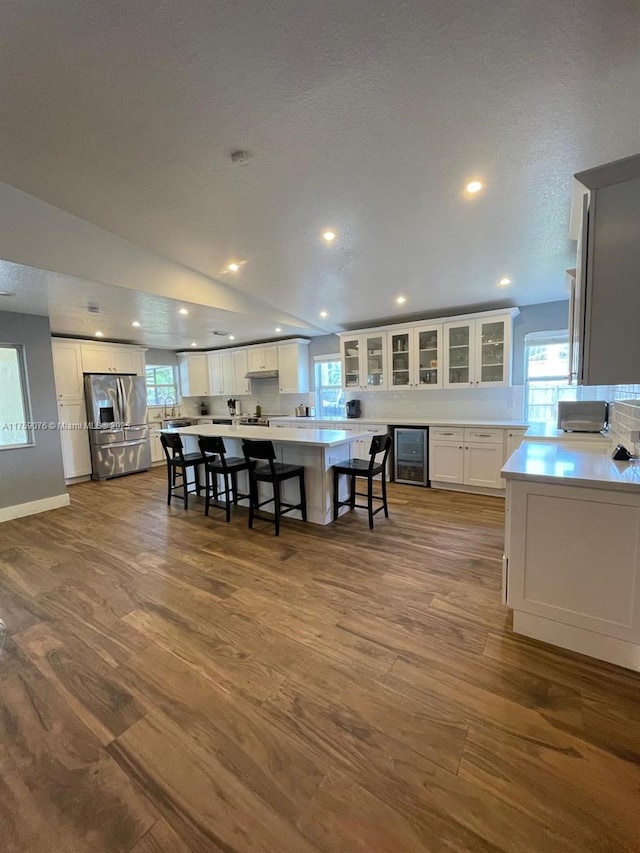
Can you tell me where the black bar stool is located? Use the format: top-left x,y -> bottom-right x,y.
160,432 -> 205,510
332,433 -> 393,529
242,439 -> 307,536
198,435 -> 251,522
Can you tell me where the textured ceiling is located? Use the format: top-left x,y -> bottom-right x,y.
0,0 -> 639,345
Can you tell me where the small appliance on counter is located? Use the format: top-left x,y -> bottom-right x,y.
557,400 -> 608,432
346,399 -> 361,419
295,404 -> 316,417
199,400 -> 209,415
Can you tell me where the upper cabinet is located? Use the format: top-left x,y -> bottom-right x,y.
570,154 -> 640,385
277,341 -> 310,394
341,332 -> 387,391
178,353 -> 209,397
248,346 -> 278,373
387,325 -> 442,390
443,314 -> 512,388
207,351 -> 234,397
231,350 -> 251,396
80,344 -> 145,375
52,340 -> 84,401
342,309 -> 517,392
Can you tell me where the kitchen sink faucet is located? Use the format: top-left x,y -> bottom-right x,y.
163,396 -> 176,418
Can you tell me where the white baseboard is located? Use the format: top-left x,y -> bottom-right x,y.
430,481 -> 505,498
0,492 -> 70,523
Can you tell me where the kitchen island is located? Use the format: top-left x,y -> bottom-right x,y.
163,423 -> 373,525
502,440 -> 640,671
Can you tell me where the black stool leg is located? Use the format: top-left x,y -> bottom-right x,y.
204,466 -> 211,516
195,464 -> 201,496
299,471 -> 307,522
333,470 -> 339,520
273,481 -> 281,537
381,474 -> 389,518
248,475 -> 256,529
350,474 -> 356,510
224,472 -> 232,522
231,470 -> 239,505
368,475 -> 374,529
166,462 -> 172,505
182,466 -> 189,510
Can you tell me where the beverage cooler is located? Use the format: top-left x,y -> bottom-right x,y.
392,427 -> 429,486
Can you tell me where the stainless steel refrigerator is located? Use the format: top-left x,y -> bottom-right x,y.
84,374 -> 151,481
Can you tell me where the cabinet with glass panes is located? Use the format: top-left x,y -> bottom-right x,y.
386,325 -> 442,389
444,315 -> 511,387
341,333 -> 388,391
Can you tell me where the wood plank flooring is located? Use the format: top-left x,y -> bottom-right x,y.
1,468 -> 639,852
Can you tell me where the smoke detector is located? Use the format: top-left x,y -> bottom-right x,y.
230,149 -> 251,166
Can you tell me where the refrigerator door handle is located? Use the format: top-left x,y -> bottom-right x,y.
104,439 -> 147,449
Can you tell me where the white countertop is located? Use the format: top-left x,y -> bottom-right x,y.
524,422 -> 611,443
502,441 -> 640,493
161,423 -> 367,448
269,416 -> 528,429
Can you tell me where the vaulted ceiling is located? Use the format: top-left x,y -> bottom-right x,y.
0,0 -> 638,348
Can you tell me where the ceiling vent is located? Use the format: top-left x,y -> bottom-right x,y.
87,304 -> 100,314
210,330 -> 230,337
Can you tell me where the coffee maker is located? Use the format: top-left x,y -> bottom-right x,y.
346,399 -> 361,419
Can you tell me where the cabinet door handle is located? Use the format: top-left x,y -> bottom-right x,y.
475,433 -> 492,437
441,432 -> 454,435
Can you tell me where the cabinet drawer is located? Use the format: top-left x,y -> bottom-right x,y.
463,427 -> 503,444
430,427 -> 463,441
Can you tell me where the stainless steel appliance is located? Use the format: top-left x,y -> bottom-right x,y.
84,374 -> 151,480
557,400 -> 608,432
346,399 -> 361,419
393,426 -> 429,486
239,415 -> 270,426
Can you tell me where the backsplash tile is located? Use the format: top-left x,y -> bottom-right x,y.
609,398 -> 640,456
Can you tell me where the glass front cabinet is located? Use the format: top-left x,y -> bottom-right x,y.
341,333 -> 387,391
443,315 -> 511,388
387,325 -> 443,390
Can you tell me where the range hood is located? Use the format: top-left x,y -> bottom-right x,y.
244,369 -> 279,380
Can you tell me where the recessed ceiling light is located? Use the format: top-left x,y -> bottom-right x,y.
179,308 -> 188,315
319,310 -> 328,318
465,180 -> 483,194
0,290 -> 17,297
95,331 -> 104,337
396,296 -> 407,305
322,230 -> 336,243
498,277 -> 512,287
228,335 -> 235,341
132,321 -> 141,327
227,262 -> 240,272
190,342 -> 197,347
275,327 -> 282,333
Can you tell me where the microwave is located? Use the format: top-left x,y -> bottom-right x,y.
557,400 -> 608,433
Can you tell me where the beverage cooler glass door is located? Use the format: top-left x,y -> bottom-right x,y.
393,427 -> 429,486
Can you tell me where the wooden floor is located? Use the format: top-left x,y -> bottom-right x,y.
1,470 -> 639,853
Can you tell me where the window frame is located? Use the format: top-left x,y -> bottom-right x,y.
145,364 -> 179,408
314,353 -> 344,420
524,330 -> 576,423
0,343 -> 34,450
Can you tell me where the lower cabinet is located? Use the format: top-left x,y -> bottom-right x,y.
149,425 -> 165,463
429,427 -> 505,492
57,401 -> 92,479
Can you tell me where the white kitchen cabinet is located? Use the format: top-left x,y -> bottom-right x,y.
341,333 -> 387,391
178,353 -> 210,397
443,314 -> 513,388
429,426 -> 505,492
505,428 -> 527,459
232,350 -> 251,396
505,477 -> 640,671
277,341 -> 310,394
149,425 -> 166,464
387,325 -> 443,390
52,340 -> 84,401
248,346 -> 278,373
81,344 -> 145,375
57,401 -> 92,479
207,351 -> 234,397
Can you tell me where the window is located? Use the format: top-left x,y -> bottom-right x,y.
314,355 -> 344,419
145,364 -> 178,407
0,344 -> 33,449
524,330 -> 577,423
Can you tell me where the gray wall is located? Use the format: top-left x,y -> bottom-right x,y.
512,300 -> 569,384
307,334 -> 340,388
145,348 -> 178,366
0,312 -> 66,509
